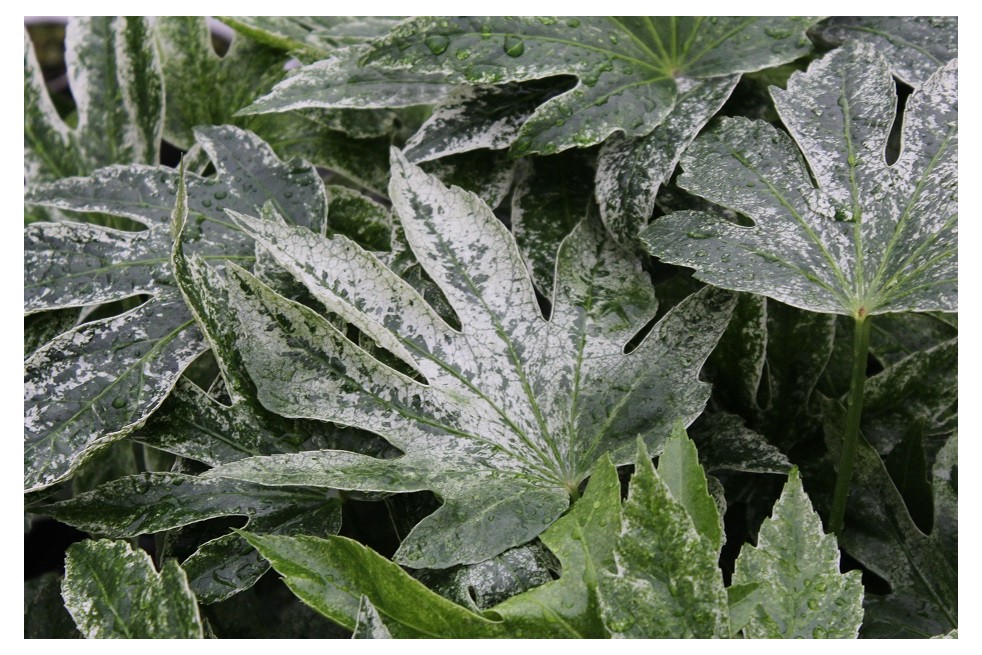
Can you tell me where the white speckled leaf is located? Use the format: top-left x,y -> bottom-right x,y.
814,17 -> 956,87
24,296 -> 205,493
23,127 -> 329,493
732,468 -> 864,638
355,17 -> 815,155
596,76 -> 737,245
240,44 -> 451,115
643,45 -> 957,317
599,440 -> 729,638
353,596 -> 393,639
62,539 -> 203,639
24,18 -> 162,194
206,150 -> 735,568
403,80 -> 571,163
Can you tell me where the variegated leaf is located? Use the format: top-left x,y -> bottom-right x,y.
62,539 -> 204,638
351,17 -> 815,155
220,16 -> 404,59
732,468 -> 864,638
814,17 -> 956,87
205,149 -> 735,568
353,596 -> 393,639
24,126 -> 329,493
599,440 -> 728,638
595,76 -> 737,245
25,18 -> 162,203
642,44 -> 957,318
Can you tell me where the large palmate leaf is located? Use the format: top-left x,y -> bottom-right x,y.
732,468 -> 864,638
642,44 -> 957,318
204,149 -> 735,568
24,126 -> 328,493
346,17 -> 815,155
25,17 -> 162,219
62,539 -> 204,638
814,17 -> 957,87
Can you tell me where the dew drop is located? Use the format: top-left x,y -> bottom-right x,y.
214,190 -> 228,200
807,599 -> 820,610
455,49 -> 470,60
812,627 -> 828,638
566,18 -> 581,28
201,198 -> 212,208
686,231 -> 714,239
503,35 -> 525,57
424,35 -> 450,55
111,397 -> 127,409
815,582 -> 827,592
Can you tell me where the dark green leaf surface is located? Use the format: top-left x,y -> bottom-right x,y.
205,151 -> 734,567
732,468 -> 864,638
598,441 -> 728,638
356,17 -> 815,154
814,17 -> 957,86
837,432 -> 957,638
644,45 -> 956,319
25,573 -> 81,639
62,539 -> 204,638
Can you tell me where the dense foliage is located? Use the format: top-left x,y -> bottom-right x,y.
24,16 -> 957,639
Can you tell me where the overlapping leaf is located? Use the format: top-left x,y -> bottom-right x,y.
24,126 -> 328,493
204,149 -> 735,568
25,17 -> 162,223
61,539 -> 204,638
732,468 -> 864,638
254,16 -> 814,156
642,44 -> 957,318
814,17 -> 957,87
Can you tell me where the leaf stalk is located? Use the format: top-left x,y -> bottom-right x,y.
828,313 -> 872,533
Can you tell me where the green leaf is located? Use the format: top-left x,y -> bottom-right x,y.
511,150 -> 595,294
61,539 -> 204,638
491,457 -> 622,637
836,431 -> 957,637
642,44 -> 957,318
242,533 -> 501,637
25,18 -> 163,201
154,17 -> 287,149
205,150 -> 735,567
415,543 -> 555,611
595,76 -> 736,245
814,17 -> 957,86
221,16 -> 405,59
598,440 -> 728,638
657,422 -> 722,551
24,126 -> 329,493
689,412 -> 791,475
732,468 -> 864,638
25,573 -> 81,639
357,17 -> 815,155
353,596 -> 393,639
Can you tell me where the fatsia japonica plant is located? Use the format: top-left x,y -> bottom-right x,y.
24,16 -> 956,640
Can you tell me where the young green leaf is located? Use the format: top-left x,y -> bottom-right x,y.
642,44 -> 957,318
732,468 -> 864,638
657,422 -> 723,551
814,17 -> 956,87
61,539 -> 204,638
221,16 -> 404,58
599,440 -> 728,638
205,150 -> 735,568
353,17 -> 815,155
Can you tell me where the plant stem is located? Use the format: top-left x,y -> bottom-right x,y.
829,313 -> 872,534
